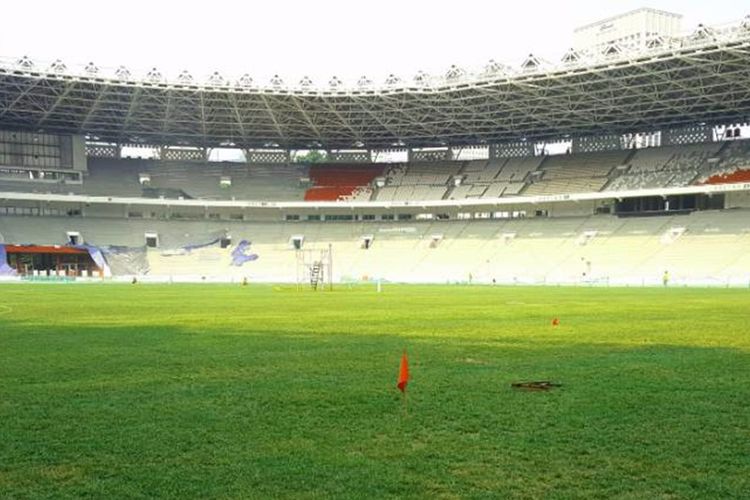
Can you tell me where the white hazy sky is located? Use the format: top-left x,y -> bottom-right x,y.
0,1 -> 747,84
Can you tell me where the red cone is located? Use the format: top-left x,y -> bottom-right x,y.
397,352 -> 409,392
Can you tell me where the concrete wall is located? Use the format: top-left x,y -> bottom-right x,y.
726,190 -> 750,209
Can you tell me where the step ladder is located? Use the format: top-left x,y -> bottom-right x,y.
310,260 -> 323,290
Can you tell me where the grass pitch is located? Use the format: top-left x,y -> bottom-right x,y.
1,284 -> 749,498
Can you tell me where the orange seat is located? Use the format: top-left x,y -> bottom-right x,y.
304,186 -> 359,201
304,164 -> 384,201
701,169 -> 750,185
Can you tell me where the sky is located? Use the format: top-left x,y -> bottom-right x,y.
0,1 -> 747,85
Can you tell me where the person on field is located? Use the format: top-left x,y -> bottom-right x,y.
662,270 -> 669,287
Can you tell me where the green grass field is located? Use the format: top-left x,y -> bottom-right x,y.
1,284 -> 749,499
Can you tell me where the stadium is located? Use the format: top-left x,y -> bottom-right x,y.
2,5 -> 750,498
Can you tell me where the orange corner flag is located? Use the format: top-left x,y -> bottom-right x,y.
397,351 -> 409,392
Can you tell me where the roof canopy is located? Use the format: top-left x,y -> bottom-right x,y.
4,245 -> 89,255
1,21 -> 749,149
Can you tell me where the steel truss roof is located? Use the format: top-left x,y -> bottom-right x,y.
1,22 -> 750,150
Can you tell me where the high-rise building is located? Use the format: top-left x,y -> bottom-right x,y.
573,8 -> 682,52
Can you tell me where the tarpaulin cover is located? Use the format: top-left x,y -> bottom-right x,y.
100,246 -> 150,276
160,238 -> 223,256
79,245 -> 112,277
0,245 -> 17,276
231,240 -> 259,266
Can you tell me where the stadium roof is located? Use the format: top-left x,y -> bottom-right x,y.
1,18 -> 749,150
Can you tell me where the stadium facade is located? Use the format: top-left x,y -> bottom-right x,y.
1,10 -> 750,286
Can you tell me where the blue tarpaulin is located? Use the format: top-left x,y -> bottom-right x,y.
231,240 -> 259,266
78,245 -> 112,277
0,245 -> 17,276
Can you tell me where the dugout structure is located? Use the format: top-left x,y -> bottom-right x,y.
4,245 -> 103,278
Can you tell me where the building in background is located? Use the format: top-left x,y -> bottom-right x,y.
573,8 -> 683,53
